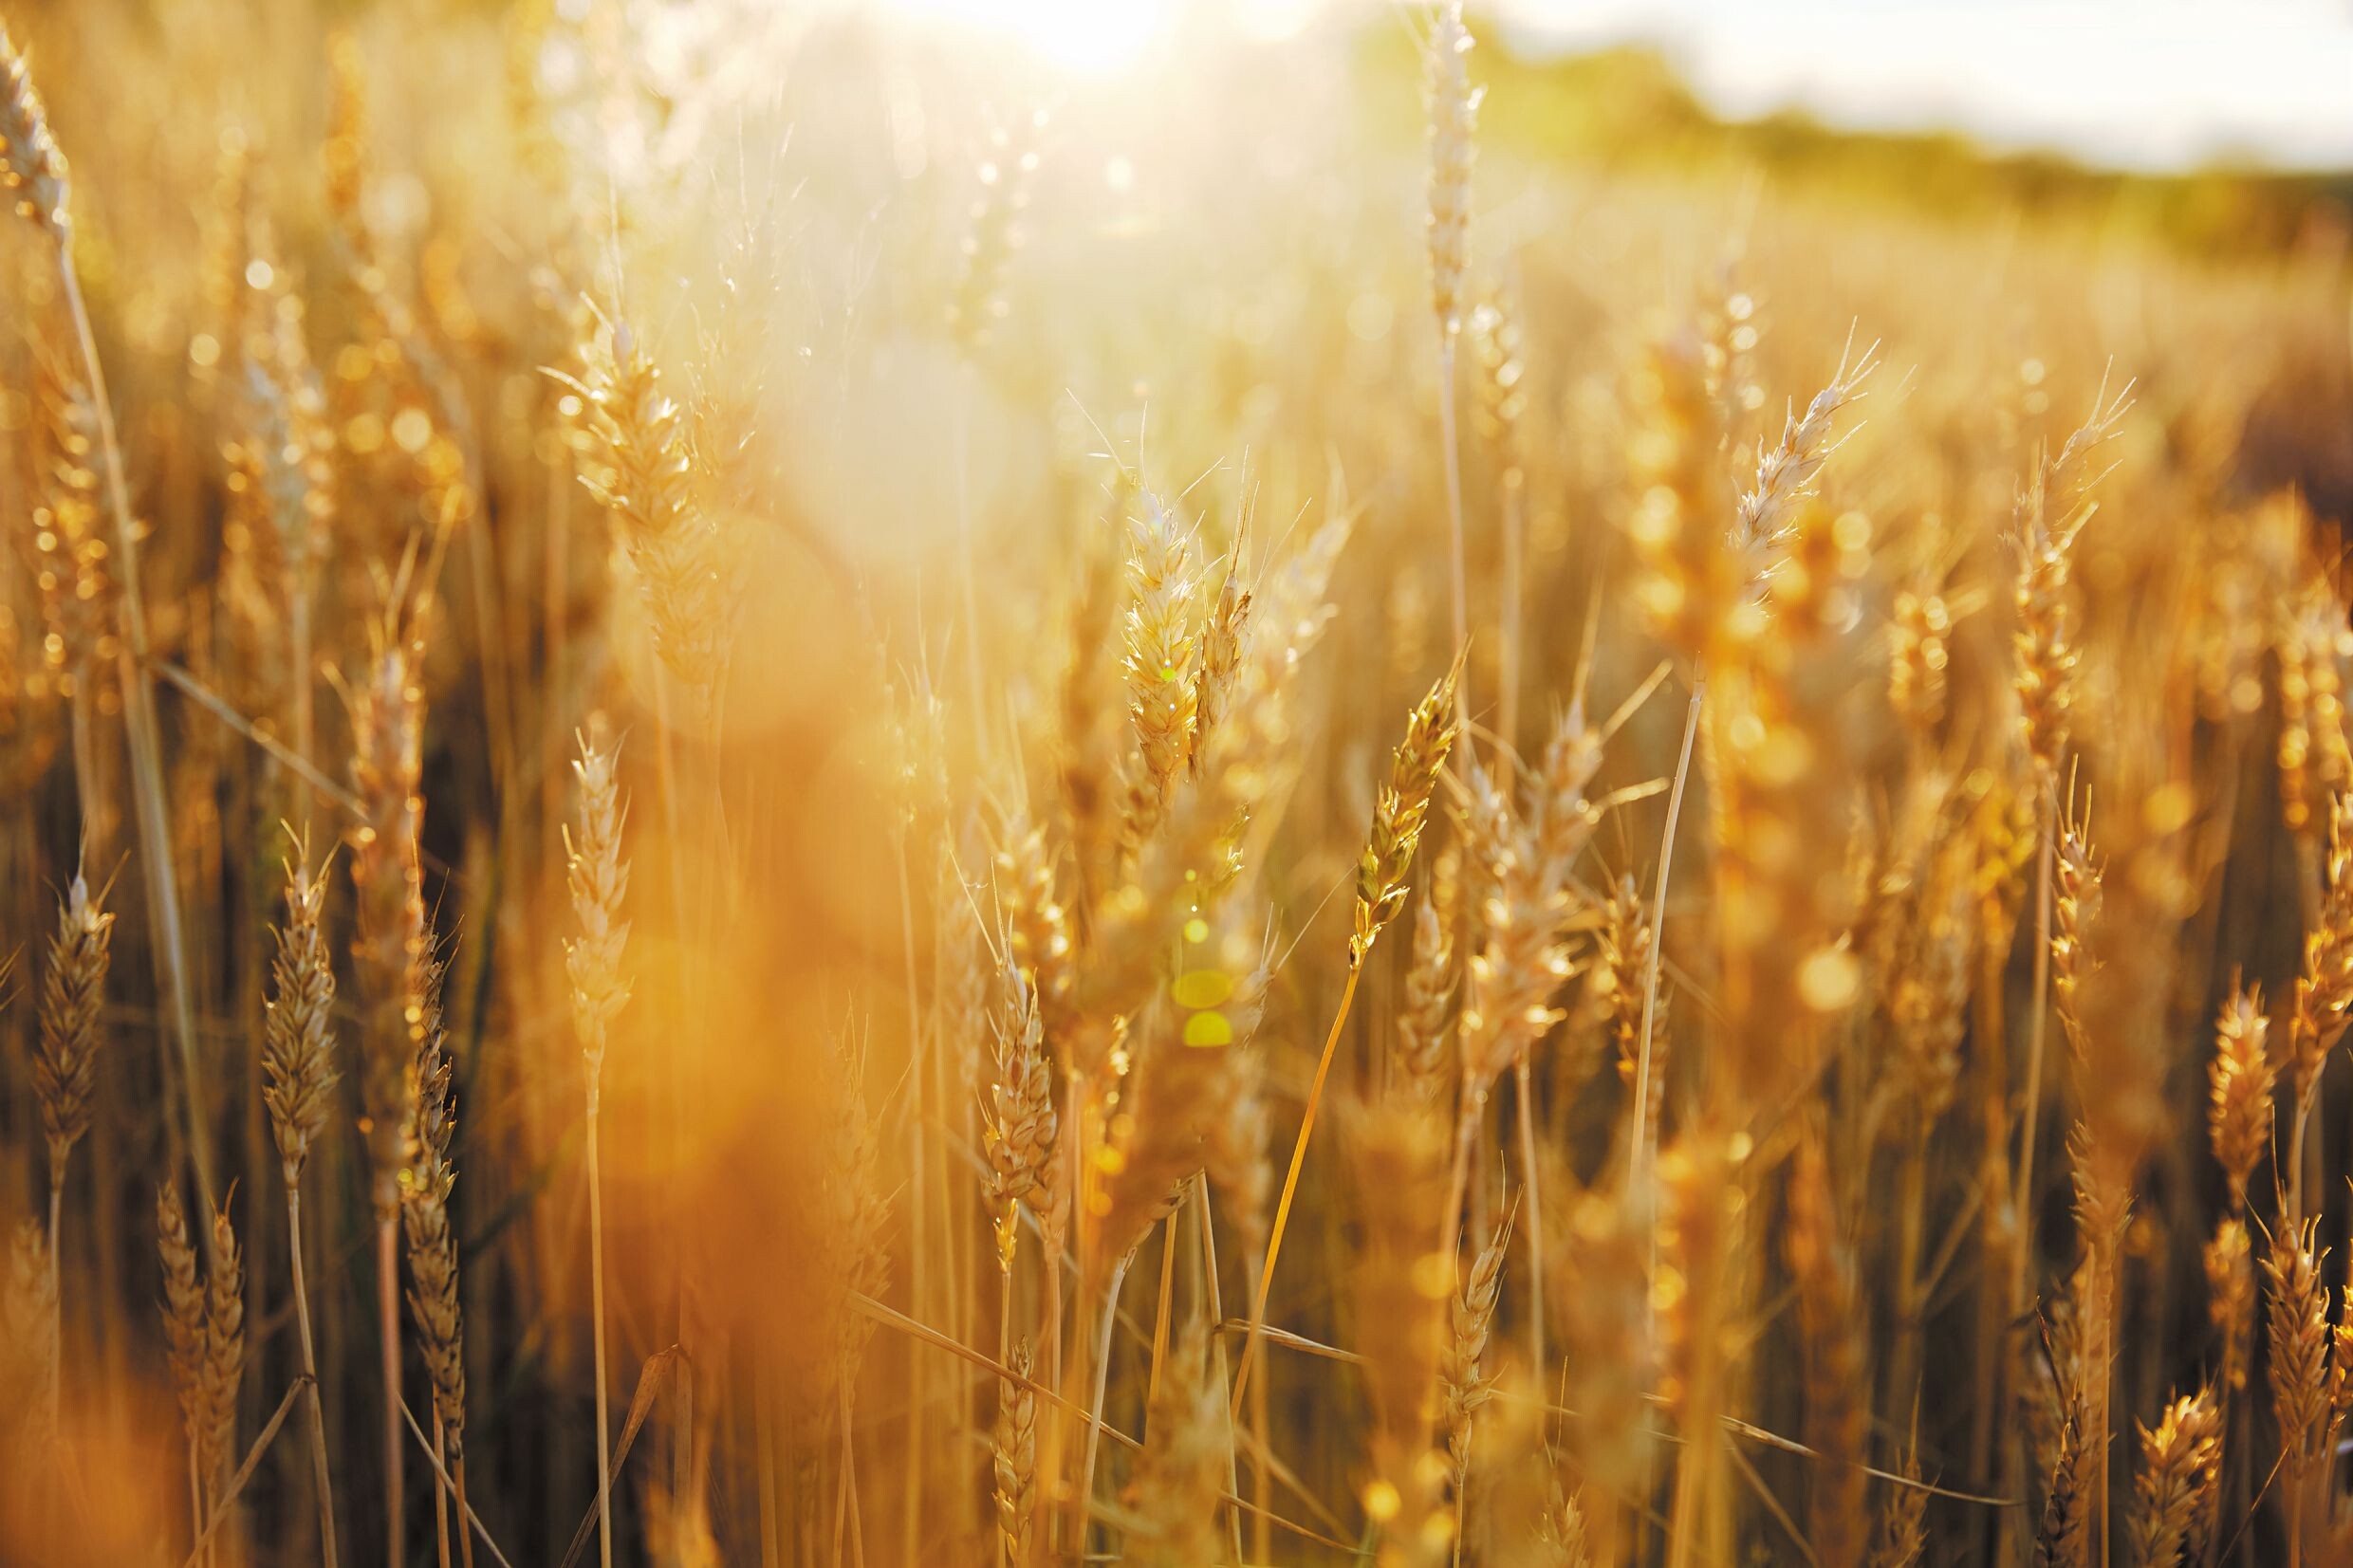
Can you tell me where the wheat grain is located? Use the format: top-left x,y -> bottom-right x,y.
562,313 -> 731,704
1439,1208 -> 1509,1500
1423,4 -> 1479,339
2263,1218 -> 2332,1475
200,1201 -> 245,1498
2049,801 -> 2099,1063
1356,665 -> 1460,964
157,1180 -> 208,1508
264,839 -> 340,1187
2208,982 -> 2273,1211
33,872 -> 112,1190
1397,881 -> 1460,1111
2129,1386 -> 2219,1568
991,1337 -> 1036,1567
1120,491 -> 1204,844
982,965 -> 1058,1275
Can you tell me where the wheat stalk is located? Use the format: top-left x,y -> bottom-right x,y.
346,604 -> 427,1568
4,18 -> 216,1224
1468,294 -> 1527,744
1231,667 -> 1457,1423
1424,1 -> 1480,683
1786,1126 -> 1866,1568
1347,1092 -> 1454,1568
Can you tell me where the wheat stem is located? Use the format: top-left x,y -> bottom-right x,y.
1629,674 -> 1703,1196
57,254 -> 214,1221
1186,1178 -> 1248,1567
953,367 -> 990,753
892,828 -> 929,1567
378,1216 -> 404,1568
1076,1250 -> 1135,1555
433,1422 -> 454,1568
47,1181 -> 62,1440
2010,804 -> 2056,1318
1514,1056 -> 1546,1382
287,1190 -> 340,1568
1437,339 -> 1470,717
1229,958 -> 1362,1421
587,1082 -> 614,1568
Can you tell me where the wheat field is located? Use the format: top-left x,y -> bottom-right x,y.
0,1 -> 2350,1564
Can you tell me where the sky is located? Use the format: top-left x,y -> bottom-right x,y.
1496,0 -> 2353,173
856,0 -> 2353,174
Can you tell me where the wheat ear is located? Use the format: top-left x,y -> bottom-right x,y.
158,1181 -> 209,1540
992,1337 -> 1037,1567
565,726 -> 631,1568
262,836 -> 342,1568
1440,1207 -> 1510,1504
402,945 -> 473,1568
32,869 -> 111,1436
2208,981 -> 2273,1213
2129,1387 -> 2219,1568
201,1201 -> 246,1512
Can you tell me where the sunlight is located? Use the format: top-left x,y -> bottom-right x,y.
868,0 -> 1179,75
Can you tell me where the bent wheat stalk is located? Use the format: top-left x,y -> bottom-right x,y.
1230,669 -> 1456,1420
2,24 -> 215,1217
